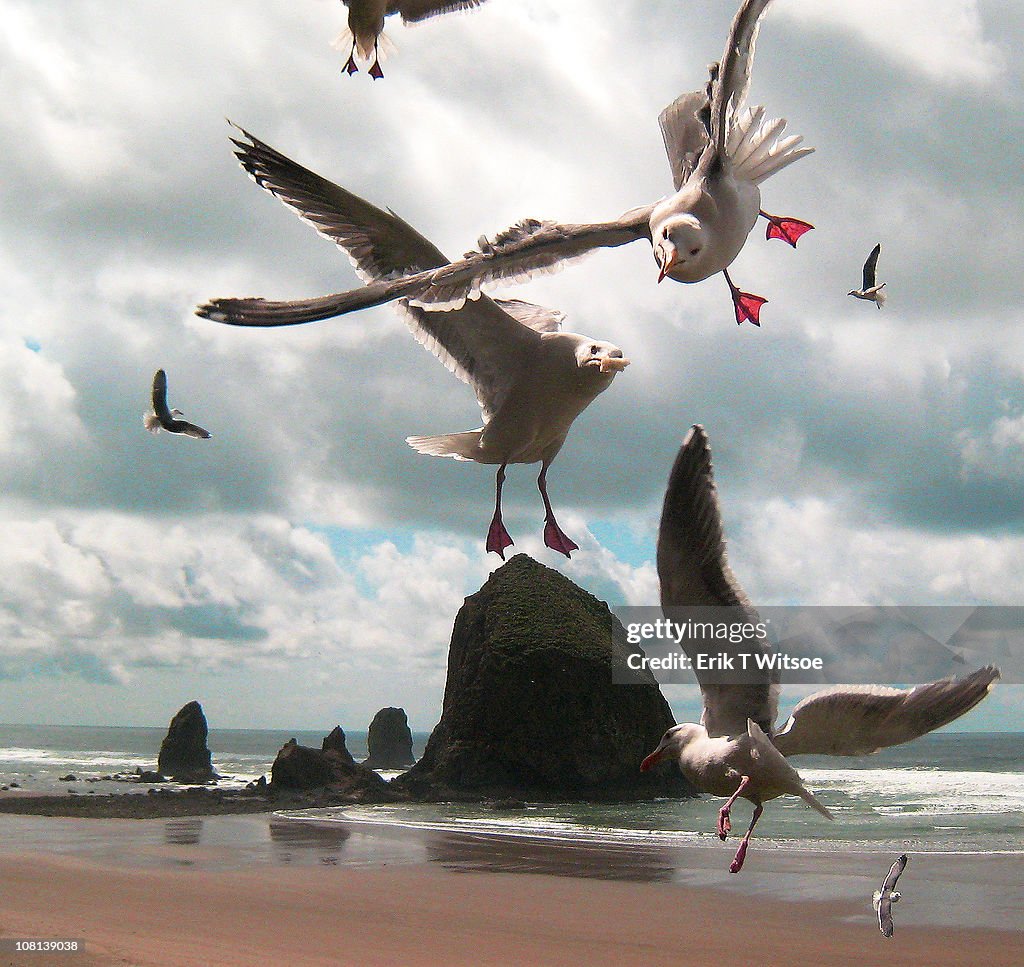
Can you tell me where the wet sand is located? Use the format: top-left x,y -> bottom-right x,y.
0,813 -> 1021,967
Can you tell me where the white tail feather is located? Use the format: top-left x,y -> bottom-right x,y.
798,785 -> 834,820
406,430 -> 482,461
143,412 -> 161,433
729,106 -> 814,185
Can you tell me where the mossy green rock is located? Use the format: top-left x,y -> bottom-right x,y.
395,555 -> 692,801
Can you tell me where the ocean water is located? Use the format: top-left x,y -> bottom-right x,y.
1,725 -> 1021,854
0,723 -> 430,793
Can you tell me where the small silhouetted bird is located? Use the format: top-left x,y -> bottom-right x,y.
143,369 -> 211,439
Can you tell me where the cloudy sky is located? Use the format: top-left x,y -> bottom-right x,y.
1,0 -> 1021,733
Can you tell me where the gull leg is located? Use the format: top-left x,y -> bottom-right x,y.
723,269 -> 766,328
759,210 -> 814,248
486,463 -> 514,559
730,801 -> 764,874
344,39 -> 359,75
717,774 -> 751,840
538,463 -> 578,558
368,38 -> 384,79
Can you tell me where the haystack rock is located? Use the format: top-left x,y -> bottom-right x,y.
157,701 -> 216,783
394,555 -> 693,802
270,728 -> 392,801
364,708 -> 416,770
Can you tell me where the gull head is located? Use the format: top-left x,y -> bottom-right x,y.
640,723 -> 702,771
576,340 -> 630,376
654,214 -> 706,283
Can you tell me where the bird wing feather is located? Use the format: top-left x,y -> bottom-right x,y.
772,666 -> 999,757
659,91 -> 711,191
657,425 -> 778,737
862,243 -> 881,291
395,0 -> 487,24
203,126 -> 541,421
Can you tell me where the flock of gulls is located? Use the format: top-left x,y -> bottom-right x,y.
145,0 -> 999,914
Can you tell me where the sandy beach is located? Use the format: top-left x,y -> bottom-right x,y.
0,812 -> 1021,967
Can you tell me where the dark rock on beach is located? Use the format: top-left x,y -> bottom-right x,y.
157,701 -> 216,783
271,731 -> 397,802
364,707 -> 416,770
394,554 -> 694,802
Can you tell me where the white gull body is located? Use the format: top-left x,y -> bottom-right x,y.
197,128 -> 628,558
641,426 -> 1000,872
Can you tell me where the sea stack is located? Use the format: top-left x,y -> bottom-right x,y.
394,555 -> 693,801
364,708 -> 416,770
270,727 -> 392,801
157,701 -> 216,783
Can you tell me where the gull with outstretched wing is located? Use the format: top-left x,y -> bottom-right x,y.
199,0 -> 812,330
143,369 -> 211,440
873,854 -> 908,938
849,243 -> 887,308
641,426 -> 1000,872
199,127 -> 628,558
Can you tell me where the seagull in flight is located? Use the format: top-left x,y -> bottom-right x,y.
640,425 -> 999,872
143,369 -> 211,439
199,0 -> 812,330
335,0 -> 488,79
197,127 -> 629,558
849,243 -> 887,308
873,854 -> 908,938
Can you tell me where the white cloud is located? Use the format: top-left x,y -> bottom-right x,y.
777,0 -> 1006,86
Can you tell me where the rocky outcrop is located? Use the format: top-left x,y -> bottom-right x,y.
394,555 -> 693,802
157,701 -> 216,783
364,708 -> 416,770
270,728 -> 395,802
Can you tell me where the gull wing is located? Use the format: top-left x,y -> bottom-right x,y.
659,91 -> 711,191
862,243 -> 881,291
177,419 -> 212,440
657,425 -> 778,737
877,891 -> 895,938
200,126 -> 541,421
773,666 -> 999,757
151,369 -> 173,424
394,0 -> 487,23
882,854 -> 908,894
201,208 -> 654,325
709,0 -> 774,156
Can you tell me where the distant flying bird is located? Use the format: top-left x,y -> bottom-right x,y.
143,369 -> 211,439
640,425 -> 1000,873
196,127 -> 629,558
336,0 -> 488,78
873,854 -> 908,938
849,243 -> 887,308
199,0 -> 812,330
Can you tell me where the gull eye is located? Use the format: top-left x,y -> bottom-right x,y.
590,345 -> 599,355
689,247 -> 701,256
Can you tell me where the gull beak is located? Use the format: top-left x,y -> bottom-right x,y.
599,354 -> 630,374
657,245 -> 677,284
639,746 -> 665,772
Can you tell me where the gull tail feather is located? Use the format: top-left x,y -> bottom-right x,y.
729,107 -> 814,185
406,431 -> 482,461
797,784 -> 834,820
143,413 -> 161,433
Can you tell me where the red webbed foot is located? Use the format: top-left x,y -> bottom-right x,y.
723,270 -> 766,327
368,59 -> 384,80
761,211 -> 814,248
543,519 -> 579,559
717,807 -> 732,840
732,290 -> 766,327
486,516 -> 515,559
344,55 -> 359,75
730,839 -> 750,873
